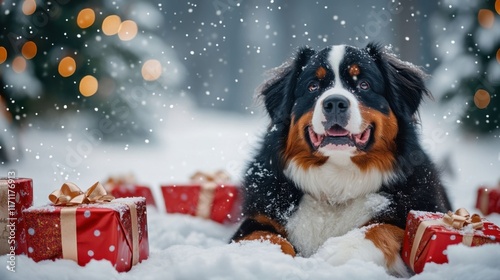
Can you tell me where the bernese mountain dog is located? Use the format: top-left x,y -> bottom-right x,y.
231,43 -> 452,276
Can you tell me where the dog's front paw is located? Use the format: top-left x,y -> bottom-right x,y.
313,228 -> 385,266
313,227 -> 410,277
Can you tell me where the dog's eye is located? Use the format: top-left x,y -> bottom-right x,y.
358,81 -> 370,91
308,81 -> 320,92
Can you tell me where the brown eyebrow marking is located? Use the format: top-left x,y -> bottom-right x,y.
315,66 -> 327,79
349,64 -> 361,76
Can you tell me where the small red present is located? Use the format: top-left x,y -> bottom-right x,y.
476,183 -> 500,215
23,182 -> 149,272
104,174 -> 156,207
0,177 -> 33,255
161,171 -> 242,224
402,208 -> 500,273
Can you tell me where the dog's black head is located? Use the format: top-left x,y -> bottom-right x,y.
260,43 -> 430,202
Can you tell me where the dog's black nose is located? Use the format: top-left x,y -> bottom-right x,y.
322,95 -> 350,115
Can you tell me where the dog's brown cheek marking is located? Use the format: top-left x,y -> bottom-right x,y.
364,224 -> 404,267
237,230 -> 296,257
284,111 -> 328,169
351,107 -> 398,172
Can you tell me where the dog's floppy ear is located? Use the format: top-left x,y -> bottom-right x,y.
367,43 -> 431,119
259,47 -> 316,122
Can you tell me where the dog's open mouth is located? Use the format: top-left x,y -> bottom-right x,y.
307,124 -> 373,151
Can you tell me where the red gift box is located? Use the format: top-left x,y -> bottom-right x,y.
104,174 -> 156,207
0,177 -> 33,255
109,185 -> 156,208
161,171 -> 241,224
23,183 -> 149,272
402,209 -> 500,273
476,184 -> 500,215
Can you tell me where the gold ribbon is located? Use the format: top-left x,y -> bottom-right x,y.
123,201 -> 140,266
442,208 -> 483,230
49,182 -> 115,206
191,170 -> 230,219
409,208 -> 484,271
60,207 -> 78,261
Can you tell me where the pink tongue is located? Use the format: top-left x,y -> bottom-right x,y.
326,126 -> 349,137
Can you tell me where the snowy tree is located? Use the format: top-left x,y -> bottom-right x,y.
430,0 -> 499,134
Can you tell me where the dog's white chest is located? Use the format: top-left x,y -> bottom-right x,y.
285,193 -> 390,257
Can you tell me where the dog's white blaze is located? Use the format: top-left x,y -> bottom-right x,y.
285,193 -> 390,257
284,159 -> 392,203
330,45 -> 344,90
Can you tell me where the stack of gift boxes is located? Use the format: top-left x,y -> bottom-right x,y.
2,173 -> 498,273
0,170 -> 242,272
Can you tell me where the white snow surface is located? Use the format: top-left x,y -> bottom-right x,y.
1,98 -> 500,279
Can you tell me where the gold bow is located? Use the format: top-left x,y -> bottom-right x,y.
190,170 -> 230,189
49,182 -> 115,206
443,208 -> 483,230
104,173 -> 136,191
190,170 -> 231,219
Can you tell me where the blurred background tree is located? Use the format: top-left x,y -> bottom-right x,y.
0,0 -> 184,146
430,0 -> 499,134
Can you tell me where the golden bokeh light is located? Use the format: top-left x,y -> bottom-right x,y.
79,75 -> 99,97
0,47 -> 7,64
496,0 -> 500,15
12,56 -> 27,73
497,48 -> 500,64
58,56 -> 77,77
21,41 -> 37,59
22,0 -> 36,16
478,9 -> 495,29
141,59 -> 162,81
118,20 -> 138,41
77,8 -> 96,29
474,89 -> 491,109
102,15 -> 122,36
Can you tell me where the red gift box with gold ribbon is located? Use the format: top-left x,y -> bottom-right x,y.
0,177 -> 33,255
476,183 -> 500,215
104,174 -> 157,207
402,208 -> 500,273
23,182 -> 149,272
161,171 -> 242,224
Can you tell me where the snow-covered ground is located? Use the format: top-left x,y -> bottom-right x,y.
1,97 -> 499,280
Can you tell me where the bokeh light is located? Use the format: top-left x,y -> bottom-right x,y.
474,89 -> 491,109
102,15 -> 122,36
118,20 -> 138,41
21,41 -> 37,59
141,59 -> 162,81
22,0 -> 36,16
496,48 -> 500,64
79,75 -> 99,97
0,47 -> 7,64
58,57 -> 77,77
12,56 -> 27,73
496,0 -> 500,15
478,9 -> 495,29
77,8 -> 95,29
